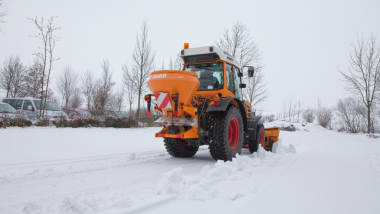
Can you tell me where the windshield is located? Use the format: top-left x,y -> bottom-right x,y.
0,103 -> 16,113
33,100 -> 60,111
185,62 -> 224,91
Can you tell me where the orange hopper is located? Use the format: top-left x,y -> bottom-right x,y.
148,70 -> 200,107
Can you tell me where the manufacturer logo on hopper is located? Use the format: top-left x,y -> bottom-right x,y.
151,74 -> 167,79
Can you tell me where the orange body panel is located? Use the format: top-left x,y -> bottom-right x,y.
155,126 -> 198,139
264,127 -> 280,143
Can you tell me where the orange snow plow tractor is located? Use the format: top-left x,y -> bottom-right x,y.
145,44 -> 280,161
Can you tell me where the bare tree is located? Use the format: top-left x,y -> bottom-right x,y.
0,56 -> 27,98
129,21 -> 155,120
174,54 -> 183,70
122,65 -> 136,117
168,58 -> 174,70
217,22 -> 266,106
341,37 -> 380,133
163,54 -> 182,71
31,16 -> 59,117
337,97 -> 366,133
282,100 -> 295,122
57,66 -> 78,108
89,60 -> 114,118
0,57 -> 16,97
245,68 -> 266,106
81,70 -> 94,111
24,59 -> 44,98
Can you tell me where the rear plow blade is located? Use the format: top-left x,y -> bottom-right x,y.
264,127 -> 280,152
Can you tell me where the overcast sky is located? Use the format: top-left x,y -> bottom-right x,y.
1,0 -> 380,113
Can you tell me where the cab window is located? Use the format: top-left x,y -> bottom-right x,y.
233,66 -> 242,99
185,62 -> 224,91
23,100 -> 34,111
226,64 -> 235,93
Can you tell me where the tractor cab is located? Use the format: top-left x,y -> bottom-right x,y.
180,44 -> 254,100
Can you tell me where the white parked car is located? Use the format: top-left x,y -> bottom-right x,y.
0,102 -> 20,118
2,98 -> 67,120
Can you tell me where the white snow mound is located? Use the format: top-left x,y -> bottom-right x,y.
157,143 -> 296,201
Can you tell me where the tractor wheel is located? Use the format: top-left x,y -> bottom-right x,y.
248,129 -> 259,153
164,138 -> 199,158
257,125 -> 267,150
209,106 -> 244,161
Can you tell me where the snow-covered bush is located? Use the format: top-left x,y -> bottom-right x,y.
303,109 -> 315,123
317,107 -> 332,128
53,117 -> 139,128
0,117 -> 32,128
35,118 -> 50,127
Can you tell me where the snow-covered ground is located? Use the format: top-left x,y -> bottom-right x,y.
0,124 -> 379,214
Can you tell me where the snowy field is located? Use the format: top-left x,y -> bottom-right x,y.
1,124 -> 380,214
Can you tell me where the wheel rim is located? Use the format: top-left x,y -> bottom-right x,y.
259,130 -> 264,145
228,117 -> 240,149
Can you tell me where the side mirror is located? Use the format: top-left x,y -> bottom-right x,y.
237,72 -> 243,77
239,83 -> 246,89
248,66 -> 255,77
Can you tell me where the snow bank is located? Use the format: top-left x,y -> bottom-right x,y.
157,143 -> 296,201
265,120 -> 311,131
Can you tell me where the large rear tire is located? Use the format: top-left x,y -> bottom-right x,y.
164,138 -> 199,158
256,125 -> 267,150
209,106 -> 244,161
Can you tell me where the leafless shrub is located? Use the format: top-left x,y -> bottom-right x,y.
317,107 -> 332,128
303,109 -> 315,123
70,88 -> 82,108
109,89 -> 124,112
337,97 -> 366,133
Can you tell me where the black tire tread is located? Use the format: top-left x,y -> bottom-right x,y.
164,138 -> 198,158
209,113 -> 229,160
209,107 -> 243,161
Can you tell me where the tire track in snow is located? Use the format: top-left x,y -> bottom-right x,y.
0,148 -> 209,184
0,151 -> 165,184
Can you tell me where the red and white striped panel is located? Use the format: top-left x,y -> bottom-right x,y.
154,92 -> 172,109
